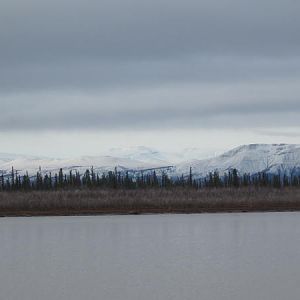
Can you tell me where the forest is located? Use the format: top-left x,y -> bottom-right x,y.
1,166 -> 300,191
1,166 -> 300,216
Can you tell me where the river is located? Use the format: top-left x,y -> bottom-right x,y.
1,212 -> 300,299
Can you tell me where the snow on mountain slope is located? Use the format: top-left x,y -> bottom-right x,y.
1,144 -> 300,178
108,146 -> 172,164
107,146 -> 215,163
0,153 -> 42,165
174,144 -> 300,177
0,154 -> 168,177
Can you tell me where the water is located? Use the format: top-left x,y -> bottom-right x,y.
1,213 -> 300,300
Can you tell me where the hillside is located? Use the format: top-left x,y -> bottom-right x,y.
174,144 -> 300,177
0,154 -> 169,177
1,144 -> 300,178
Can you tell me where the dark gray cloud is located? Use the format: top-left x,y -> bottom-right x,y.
1,0 -> 300,65
0,0 -> 300,132
1,80 -> 300,130
1,56 -> 300,94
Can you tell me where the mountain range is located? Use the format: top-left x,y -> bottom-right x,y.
1,144 -> 300,178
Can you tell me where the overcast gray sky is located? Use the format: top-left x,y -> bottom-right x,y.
1,0 -> 300,157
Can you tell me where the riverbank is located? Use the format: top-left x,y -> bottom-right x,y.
1,188 -> 300,217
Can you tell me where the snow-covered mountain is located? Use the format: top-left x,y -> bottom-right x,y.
108,146 -> 172,165
0,154 -> 170,177
1,144 -> 300,178
174,144 -> 300,178
107,146 -> 217,163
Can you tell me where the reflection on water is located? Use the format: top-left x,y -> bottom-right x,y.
1,212 -> 300,300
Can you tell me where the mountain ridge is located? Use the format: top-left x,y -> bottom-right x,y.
1,144 -> 300,178
174,144 -> 300,177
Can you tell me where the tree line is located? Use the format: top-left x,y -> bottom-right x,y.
0,166 -> 300,192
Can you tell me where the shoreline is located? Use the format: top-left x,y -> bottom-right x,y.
2,206 -> 300,217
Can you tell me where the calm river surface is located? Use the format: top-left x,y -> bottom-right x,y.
1,212 -> 300,300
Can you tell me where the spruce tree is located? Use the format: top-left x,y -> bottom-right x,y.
232,169 -> 239,188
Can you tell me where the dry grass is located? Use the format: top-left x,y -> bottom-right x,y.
1,187 -> 300,216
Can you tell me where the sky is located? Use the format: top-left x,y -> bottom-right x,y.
1,0 -> 300,158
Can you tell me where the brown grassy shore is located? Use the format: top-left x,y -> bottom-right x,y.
1,187 -> 300,217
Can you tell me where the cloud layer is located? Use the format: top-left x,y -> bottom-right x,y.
1,0 -> 300,133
